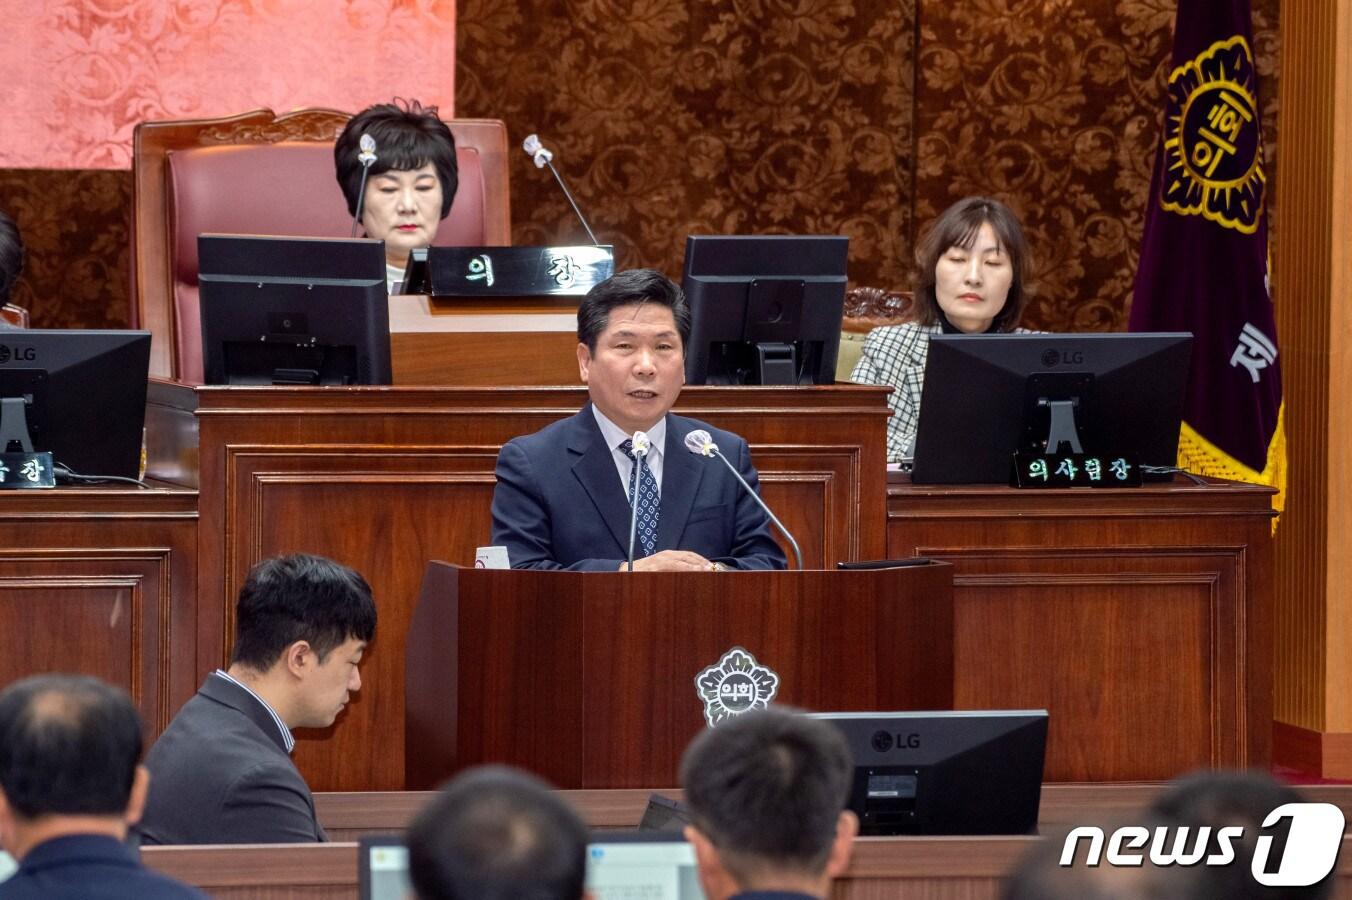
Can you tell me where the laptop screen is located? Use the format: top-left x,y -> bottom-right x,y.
586,832 -> 704,900
358,831 -> 704,900
359,836 -> 412,900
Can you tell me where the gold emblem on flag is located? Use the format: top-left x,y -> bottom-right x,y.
1160,35 -> 1264,234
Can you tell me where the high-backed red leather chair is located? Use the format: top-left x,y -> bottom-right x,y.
132,108 -> 511,381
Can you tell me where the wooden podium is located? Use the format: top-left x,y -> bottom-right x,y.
405,561 -> 955,789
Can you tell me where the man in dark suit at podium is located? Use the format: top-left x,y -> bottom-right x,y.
491,268 -> 787,571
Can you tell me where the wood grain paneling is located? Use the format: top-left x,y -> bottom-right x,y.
1270,0 -> 1352,759
144,382 -> 890,791
405,564 -> 954,790
888,475 -> 1274,782
0,486 -> 198,739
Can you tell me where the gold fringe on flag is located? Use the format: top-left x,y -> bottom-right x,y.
1177,403 -> 1286,532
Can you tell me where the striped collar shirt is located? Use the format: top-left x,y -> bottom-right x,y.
212,669 -> 295,753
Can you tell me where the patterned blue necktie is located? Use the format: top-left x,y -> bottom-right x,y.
619,439 -> 660,557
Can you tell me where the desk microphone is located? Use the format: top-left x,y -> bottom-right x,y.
683,429 -> 803,570
350,133 -> 378,238
521,133 -> 600,246
626,430 -> 651,572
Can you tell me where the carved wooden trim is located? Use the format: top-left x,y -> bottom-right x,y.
842,286 -> 914,331
196,109 -> 350,146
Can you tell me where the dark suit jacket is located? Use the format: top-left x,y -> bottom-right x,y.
490,407 -> 787,570
138,675 -> 326,845
0,835 -> 205,899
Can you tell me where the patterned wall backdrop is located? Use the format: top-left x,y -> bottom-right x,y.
914,0 -> 1281,332
458,0 -> 1279,333
456,0 -> 918,293
0,0 -> 456,327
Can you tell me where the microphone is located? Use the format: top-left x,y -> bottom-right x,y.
351,133 -> 378,238
683,430 -> 804,570
626,430 -> 651,572
520,133 -> 600,246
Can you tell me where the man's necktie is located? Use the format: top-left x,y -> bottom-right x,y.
619,439 -> 660,557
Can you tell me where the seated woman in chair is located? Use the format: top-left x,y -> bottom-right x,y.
850,196 -> 1033,462
334,100 -> 458,293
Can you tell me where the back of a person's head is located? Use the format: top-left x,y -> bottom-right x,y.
230,553 -> 377,670
1149,769 -> 1334,900
679,707 -> 853,883
0,674 -> 142,820
0,210 -> 22,304
406,766 -> 587,900
1003,822 -> 1170,900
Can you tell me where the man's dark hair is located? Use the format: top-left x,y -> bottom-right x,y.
913,195 -> 1031,332
406,765 -> 588,900
0,210 -> 23,304
1148,769 -> 1334,900
230,553 -> 377,669
576,268 -> 692,353
334,99 -> 459,219
680,707 -> 853,884
0,674 -> 143,819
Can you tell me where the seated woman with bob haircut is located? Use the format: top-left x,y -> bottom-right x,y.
334,100 -> 458,293
850,195 -> 1034,462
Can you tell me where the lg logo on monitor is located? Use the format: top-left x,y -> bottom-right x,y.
871,730 -> 921,752
1041,348 -> 1085,367
0,344 -> 36,364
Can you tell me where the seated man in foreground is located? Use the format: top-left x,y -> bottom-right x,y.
0,674 -> 205,899
680,708 -> 858,900
406,765 -> 588,900
491,268 -> 787,571
139,553 -> 376,844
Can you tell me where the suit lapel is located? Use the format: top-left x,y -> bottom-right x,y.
656,415 -> 704,551
569,408 -> 634,554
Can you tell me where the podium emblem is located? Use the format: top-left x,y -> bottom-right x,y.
695,646 -> 779,727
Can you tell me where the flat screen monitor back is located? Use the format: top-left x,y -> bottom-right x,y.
911,332 -> 1193,484
681,235 -> 847,385
0,329 -> 151,480
813,710 -> 1048,836
198,234 -> 391,385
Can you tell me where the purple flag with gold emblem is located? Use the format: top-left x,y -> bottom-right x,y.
1130,0 -> 1284,514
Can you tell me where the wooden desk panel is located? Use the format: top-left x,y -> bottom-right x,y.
145,382 -> 890,791
144,785 -> 1352,900
887,475 -> 1275,782
0,484 -> 198,738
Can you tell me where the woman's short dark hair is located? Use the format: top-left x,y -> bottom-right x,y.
334,99 -> 459,219
577,268 -> 692,353
913,196 -> 1031,332
0,675 -> 143,819
0,210 -> 24,304
230,553 -> 377,670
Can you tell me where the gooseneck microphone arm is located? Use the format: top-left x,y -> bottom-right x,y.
522,134 -> 600,246
351,133 -> 378,238
626,431 -> 651,572
684,431 -> 804,570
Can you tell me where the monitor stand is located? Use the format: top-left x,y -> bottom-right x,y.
0,396 -> 35,453
1040,398 -> 1083,453
755,342 -> 798,385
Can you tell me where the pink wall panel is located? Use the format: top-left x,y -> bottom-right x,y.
0,0 -> 456,169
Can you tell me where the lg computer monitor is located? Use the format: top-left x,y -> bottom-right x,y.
911,332 -> 1193,484
813,710 -> 1048,836
682,235 -> 848,385
198,234 -> 392,385
0,329 -> 150,480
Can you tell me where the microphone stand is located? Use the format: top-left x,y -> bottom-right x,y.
626,454 -> 646,572
705,447 -> 804,570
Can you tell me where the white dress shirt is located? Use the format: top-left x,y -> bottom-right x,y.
590,406 -> 666,497
212,669 -> 295,753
